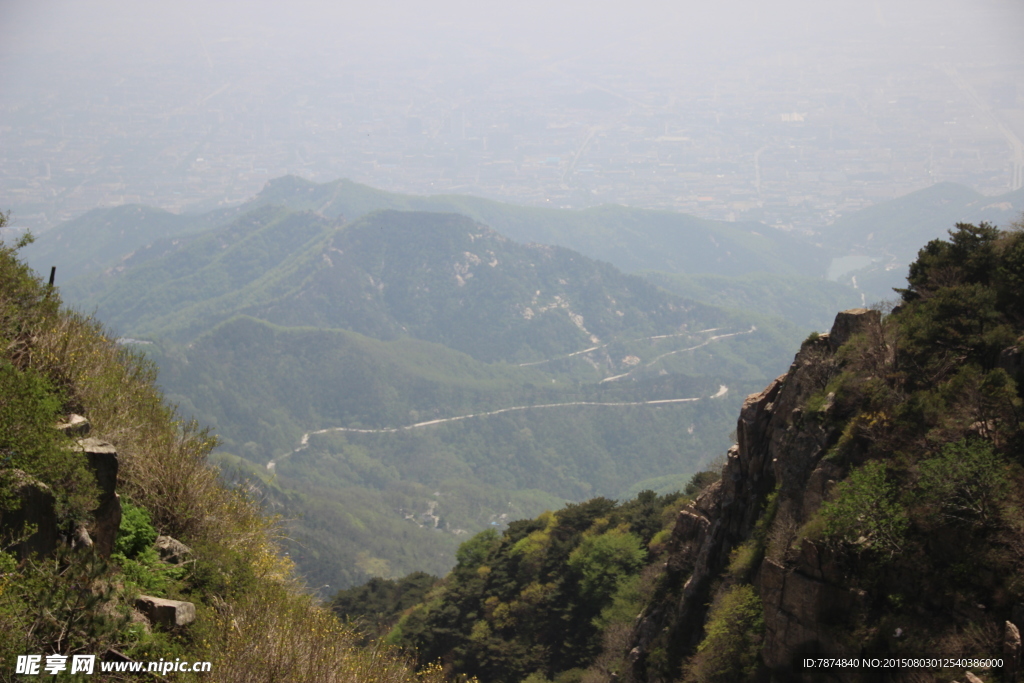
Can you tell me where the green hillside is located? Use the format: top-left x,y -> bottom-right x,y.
210,174 -> 830,279
57,205 -> 802,589
0,219 -> 454,683
146,309 -> 782,588
26,176 -> 830,300
338,220 -> 1024,683
65,205 -> 336,341
70,208 -> 800,365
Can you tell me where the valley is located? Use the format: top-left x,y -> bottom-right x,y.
20,175 -> 1023,592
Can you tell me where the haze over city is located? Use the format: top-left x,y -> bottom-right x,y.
2,0 -> 1023,234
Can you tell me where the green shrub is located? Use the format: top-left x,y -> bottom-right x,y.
114,500 -> 159,559
115,547 -> 186,595
111,501 -> 186,595
0,362 -> 98,521
2,547 -> 130,657
567,527 -> 646,606
917,439 -> 1009,527
821,460 -> 908,558
686,584 -> 764,682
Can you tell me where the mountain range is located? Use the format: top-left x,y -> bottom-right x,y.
36,199 -> 802,589
18,176 -> 1022,590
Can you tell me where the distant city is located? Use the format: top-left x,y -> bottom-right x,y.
2,10 -> 1022,235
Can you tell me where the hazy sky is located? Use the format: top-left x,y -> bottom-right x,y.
2,0 -> 1023,231
3,0 -> 1021,79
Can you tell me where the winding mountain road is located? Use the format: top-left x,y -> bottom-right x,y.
266,326 -> 755,472
601,325 -> 756,383
267,392 -> 732,472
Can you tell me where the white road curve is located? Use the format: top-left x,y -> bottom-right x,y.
266,327 -> 756,472
268,394 -> 712,472
517,328 -> 730,368
601,326 -> 756,383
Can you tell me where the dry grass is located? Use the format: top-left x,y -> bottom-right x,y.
5,289 -> 456,681
205,586 -> 449,683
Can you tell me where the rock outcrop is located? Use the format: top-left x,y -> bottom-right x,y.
2,432 -> 123,561
629,308 -> 883,680
155,535 -> 193,564
135,595 -> 197,628
1006,620 -> 1021,683
827,308 -> 880,350
56,413 -> 91,437
75,437 -> 122,558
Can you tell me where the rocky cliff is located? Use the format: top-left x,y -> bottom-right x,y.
630,299 -> 1024,683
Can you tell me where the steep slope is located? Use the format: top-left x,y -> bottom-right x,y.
366,221 -> 1024,683
0,224 -> 453,683
627,222 -> 1024,682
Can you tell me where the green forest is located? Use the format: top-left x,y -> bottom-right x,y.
38,204 -> 807,589
327,221 -> 1024,683
6,195 -> 1024,682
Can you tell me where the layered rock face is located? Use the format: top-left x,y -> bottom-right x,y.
1,422 -> 122,560
631,309 -> 882,681
75,437 -> 122,558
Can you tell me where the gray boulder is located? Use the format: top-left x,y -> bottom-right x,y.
135,595 -> 196,628
154,535 -> 193,564
55,414 -> 91,437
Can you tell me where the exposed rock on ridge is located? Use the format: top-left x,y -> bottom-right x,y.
630,308 -> 882,680
75,437 -> 122,559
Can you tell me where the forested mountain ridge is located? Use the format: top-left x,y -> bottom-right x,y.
30,175 -> 1023,341
243,175 -> 828,278
243,210 -> 720,364
56,204 -> 801,591
26,174 -> 827,292
338,221 -> 1024,683
65,205 -> 337,343
69,207 -> 763,365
